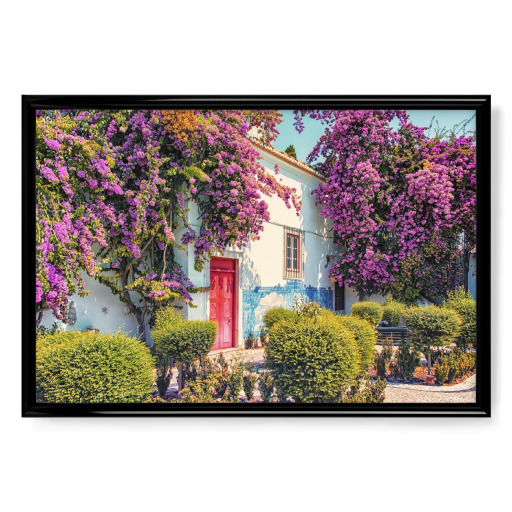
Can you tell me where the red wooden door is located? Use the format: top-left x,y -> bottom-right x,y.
210,258 -> 236,351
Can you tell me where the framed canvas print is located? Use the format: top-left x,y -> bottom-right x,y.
22,96 -> 491,416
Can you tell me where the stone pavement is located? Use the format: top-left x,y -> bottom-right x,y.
383,374 -> 477,403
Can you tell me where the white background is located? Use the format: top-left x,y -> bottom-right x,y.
2,1 -> 509,510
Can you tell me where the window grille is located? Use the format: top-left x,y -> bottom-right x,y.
283,226 -> 304,279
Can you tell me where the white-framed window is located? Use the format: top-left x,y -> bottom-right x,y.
283,227 -> 304,279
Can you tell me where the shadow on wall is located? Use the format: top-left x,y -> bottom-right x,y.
240,247 -> 262,290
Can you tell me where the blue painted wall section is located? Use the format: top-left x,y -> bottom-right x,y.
242,280 -> 333,339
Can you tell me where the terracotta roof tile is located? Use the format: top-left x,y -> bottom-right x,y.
251,138 -> 325,181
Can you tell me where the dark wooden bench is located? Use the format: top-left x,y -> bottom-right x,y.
375,327 -> 410,345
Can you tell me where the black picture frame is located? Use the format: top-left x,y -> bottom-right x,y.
22,95 -> 491,417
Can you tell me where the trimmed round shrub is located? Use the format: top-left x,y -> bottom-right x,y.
265,316 -> 361,403
262,307 -> 297,330
36,331 -> 155,403
152,308 -> 216,363
444,288 -> 476,349
350,301 -> 383,326
335,315 -> 376,370
382,301 -> 406,326
403,305 -> 461,374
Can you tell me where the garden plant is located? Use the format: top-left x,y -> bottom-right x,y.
403,305 -> 461,375
36,330 -> 154,403
152,307 -> 216,390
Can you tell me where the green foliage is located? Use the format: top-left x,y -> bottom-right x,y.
243,372 -> 258,401
36,321 -> 61,339
265,316 -> 361,403
211,352 -> 230,397
245,330 -> 255,350
382,300 -> 406,326
390,342 -> 421,381
374,338 -> 394,379
284,144 -> 297,160
435,361 -> 449,385
182,351 -> 247,400
342,375 -> 387,404
228,355 -> 244,401
259,326 -> 268,347
173,376 -> 219,403
436,348 -> 476,384
155,353 -> 173,397
262,307 -> 297,330
444,287 -> 477,349
36,331 -> 154,403
258,372 -> 274,402
152,308 -> 216,364
293,296 -> 322,318
403,305 -> 461,375
144,394 -> 167,403
335,315 -> 376,370
403,306 -> 462,354
350,301 -> 383,326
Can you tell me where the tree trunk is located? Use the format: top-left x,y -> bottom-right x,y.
36,311 -> 44,327
135,310 -> 147,345
358,293 -> 364,302
427,353 -> 432,375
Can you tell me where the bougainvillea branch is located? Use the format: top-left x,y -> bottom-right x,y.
294,110 -> 476,303
36,109 -> 300,342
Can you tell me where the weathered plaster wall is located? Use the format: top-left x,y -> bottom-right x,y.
238,148 -> 338,337
39,273 -> 142,337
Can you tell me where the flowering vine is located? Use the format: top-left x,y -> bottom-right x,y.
36,109 -> 300,341
294,110 -> 476,303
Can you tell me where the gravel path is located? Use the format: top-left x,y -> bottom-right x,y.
384,374 -> 476,403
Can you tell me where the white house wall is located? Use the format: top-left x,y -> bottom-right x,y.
38,144 -> 477,346
39,273 -> 141,337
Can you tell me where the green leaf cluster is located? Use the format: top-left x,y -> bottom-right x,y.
152,308 -> 216,364
435,348 -> 476,384
350,301 -> 384,326
334,314 -> 376,370
262,307 -> 297,330
382,299 -> 407,327
36,331 -> 155,403
265,316 -> 362,403
402,305 -> 462,354
444,287 -> 476,349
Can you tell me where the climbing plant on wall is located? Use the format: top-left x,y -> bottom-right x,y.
36,109 -> 300,342
293,110 -> 476,303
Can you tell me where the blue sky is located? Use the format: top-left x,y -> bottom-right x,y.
274,110 -> 476,163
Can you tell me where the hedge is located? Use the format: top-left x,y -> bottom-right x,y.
444,288 -> 476,349
335,315 -> 376,370
265,316 -> 361,403
350,301 -> 383,326
382,300 -> 406,326
262,307 -> 297,330
152,308 -> 217,363
36,331 -> 155,403
403,305 -> 461,374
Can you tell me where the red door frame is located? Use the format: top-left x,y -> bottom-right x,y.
209,257 -> 237,351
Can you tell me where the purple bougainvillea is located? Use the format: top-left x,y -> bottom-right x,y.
294,110 -> 476,303
36,109 -> 299,341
